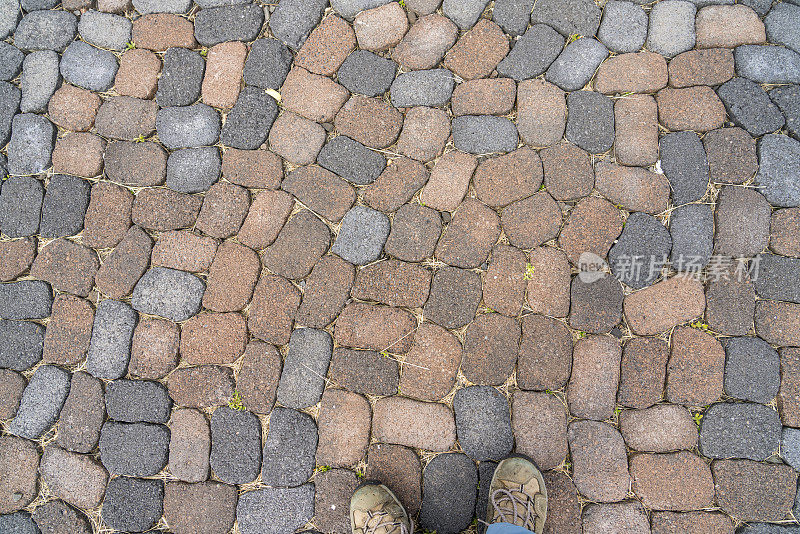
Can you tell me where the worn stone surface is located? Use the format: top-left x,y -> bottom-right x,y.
712,460 -> 798,522
569,420 -> 630,503
210,407 -> 262,485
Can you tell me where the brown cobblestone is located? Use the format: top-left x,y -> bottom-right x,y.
526,247 -> 570,318
295,15 -> 356,76
667,326 -> 725,406
83,181 -> 133,249
30,238 -> 98,297
203,241 -> 260,312
129,318 -> 180,379
52,133 -> 105,178
42,295 -> 94,365
452,78 -> 516,116
201,41 -> 246,109
151,231 -> 218,273
282,165 -> 357,223
132,14 -> 197,51
296,255 -> 355,329
335,302 -> 416,353
237,341 -> 281,414
398,322 -> 461,401
237,190 -> 294,250
483,244 -> 526,317
363,158 -> 429,213
196,182 -> 250,239
334,95 -> 403,149
595,52 -> 668,94
668,48 -> 735,88
48,84 -> 101,132
248,274 -> 301,345
115,49 -> 161,99
444,19 -> 509,80
168,365 -> 235,409
317,389 -> 372,467
180,312 -> 247,365
0,237 -> 36,282
132,188 -> 202,232
222,148 -> 283,189
94,225 -> 152,299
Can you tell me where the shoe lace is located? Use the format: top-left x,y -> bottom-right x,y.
490,486 -> 538,530
363,510 -> 410,534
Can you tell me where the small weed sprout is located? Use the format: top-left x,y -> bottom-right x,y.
524,263 -> 536,280
133,134 -> 146,143
690,319 -> 710,332
228,390 -> 246,411
126,41 -> 135,50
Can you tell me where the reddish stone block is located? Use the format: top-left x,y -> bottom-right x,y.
482,244 -> 526,317
594,52 -> 668,94
363,158 -> 429,213
203,241 -> 261,312
398,322 -> 462,402
526,247 -> 570,318
248,274 -> 301,346
517,314 -> 573,391
656,86 -> 726,132
42,295 -> 94,366
501,192 -> 562,250
559,196 -> 624,265
237,190 -> 294,250
335,302 -> 416,353
435,198 -> 501,269
222,148 -> 283,189
132,14 -> 197,51
419,151 -> 477,212
129,318 -> 180,380
317,389 -> 372,467
94,225 -> 153,299
444,19 -> 509,80
180,312 -> 247,365
281,67 -> 350,123
351,259 -> 431,309
261,209 -> 331,279
353,3 -> 409,52
0,237 -> 36,282
202,41 -> 247,110
82,181 -> 133,249
668,48 -> 735,88
372,396 -> 455,452
594,161 -> 670,214
195,182 -> 250,239
623,275 -> 706,335
617,337 -> 669,409
395,106 -> 450,163
666,326 -> 725,406
48,84 -> 101,132
630,452 -> 715,511
30,238 -> 98,297
151,231 -> 218,273
132,188 -> 202,232
295,15 -> 356,76
52,132 -> 106,178
473,147 -> 543,208
281,166 -> 355,223
366,444 -> 422,515
512,391 -> 568,470
115,49 -> 161,99
539,141 -> 594,201
296,255 -> 355,329
461,313 -> 520,385
452,78 -> 516,116
236,341 -> 281,414
168,365 -> 235,409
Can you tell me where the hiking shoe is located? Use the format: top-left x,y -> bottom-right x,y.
486,454 -> 548,533
350,482 -> 412,534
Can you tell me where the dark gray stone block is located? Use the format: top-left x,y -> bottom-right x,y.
210,406 -> 262,484
442,0 -> 490,29
0,280 -> 52,319
194,4 -> 265,47
337,50 -> 397,97
753,253 -> 800,304
724,337 -> 780,404
389,69 -> 455,108
243,38 -> 292,90
105,379 -> 172,424
452,115 -> 519,154
156,104 -> 221,149
277,327 -> 333,409
101,477 -> 164,533
0,176 -> 43,238
133,0 -> 192,12
0,320 -> 44,371
0,0 -> 20,41
609,212 -> 672,289
546,38 -> 608,91
597,0 -> 648,53
261,407 -> 318,486
782,427 -> 800,471
219,87 -> 279,150
59,41 -> 118,92
568,274 -> 624,334
565,90 -> 614,154
317,135 -> 386,185
669,204 -> 714,271
14,11 -> 77,52
39,175 -> 90,239
7,114 -> 54,176
166,147 -> 221,194
492,0 -> 535,36
453,386 -> 513,462
77,10 -> 132,51
8,364 -> 70,440
19,50 -> 59,114
770,84 -> 800,142
85,299 -> 138,380
699,402 -> 781,461
236,485 -> 315,534
718,77 -> 785,137
0,42 -> 23,81
0,81 -> 20,146
269,0 -> 328,49
530,0 -> 601,37
131,267 -> 205,323
99,421 -> 170,476
765,2 -> 800,54
735,45 -> 800,84
156,47 -> 205,108
496,24 -> 564,81
331,205 -> 390,265
32,500 -> 91,534
0,512 -> 40,534
659,131 -> 709,205
419,453 -> 478,534
755,133 -> 800,208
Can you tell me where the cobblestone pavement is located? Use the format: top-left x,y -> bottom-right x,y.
1,0 -> 800,532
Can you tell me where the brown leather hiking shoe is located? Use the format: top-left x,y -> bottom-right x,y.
486,455 -> 548,533
350,482 -> 412,534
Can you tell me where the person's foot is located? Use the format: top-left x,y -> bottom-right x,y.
350,482 -> 412,534
486,455 -> 548,533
